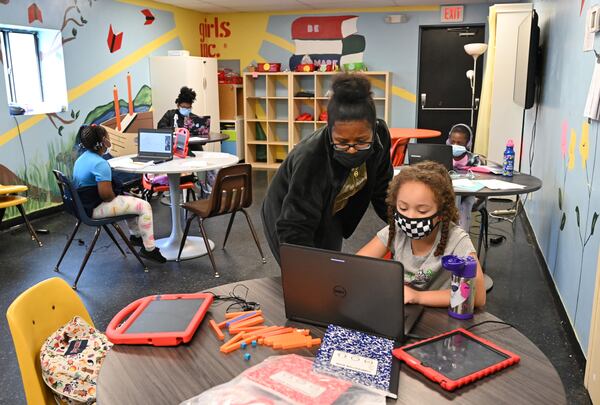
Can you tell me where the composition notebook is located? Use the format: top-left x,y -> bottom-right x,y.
313,324 -> 396,398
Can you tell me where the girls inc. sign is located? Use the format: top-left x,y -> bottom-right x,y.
199,17 -> 231,57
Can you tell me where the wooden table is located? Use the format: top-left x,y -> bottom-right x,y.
389,128 -> 442,140
97,278 -> 566,405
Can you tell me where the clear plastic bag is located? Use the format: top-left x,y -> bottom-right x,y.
180,354 -> 385,405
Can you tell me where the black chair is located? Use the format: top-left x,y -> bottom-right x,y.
52,170 -> 147,290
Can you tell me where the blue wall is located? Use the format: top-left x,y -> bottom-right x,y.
522,0 -> 600,352
258,5 -> 490,128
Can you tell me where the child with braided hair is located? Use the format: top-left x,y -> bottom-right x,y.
73,125 -> 166,263
357,161 -> 486,307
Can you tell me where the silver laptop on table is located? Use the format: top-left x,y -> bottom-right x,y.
132,128 -> 173,163
407,143 -> 453,171
280,243 -> 423,342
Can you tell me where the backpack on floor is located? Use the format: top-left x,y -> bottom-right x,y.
40,316 -> 113,405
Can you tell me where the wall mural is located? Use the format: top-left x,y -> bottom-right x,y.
289,16 -> 365,71
0,0 -> 194,219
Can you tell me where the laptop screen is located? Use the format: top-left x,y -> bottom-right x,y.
138,130 -> 172,156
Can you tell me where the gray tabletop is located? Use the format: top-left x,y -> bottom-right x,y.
188,132 -> 229,145
453,171 -> 543,197
97,277 -> 565,405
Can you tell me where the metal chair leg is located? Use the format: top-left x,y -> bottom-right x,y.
16,204 -> 42,247
72,226 -> 102,290
112,223 -> 148,272
55,220 -> 81,272
177,215 -> 195,262
241,208 -> 267,264
103,225 -> 126,257
222,212 -> 236,249
477,209 -> 485,255
197,217 -> 219,277
483,207 -> 489,250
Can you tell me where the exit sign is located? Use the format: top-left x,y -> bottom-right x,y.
441,5 -> 464,22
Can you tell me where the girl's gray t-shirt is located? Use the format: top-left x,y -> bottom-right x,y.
377,222 -> 475,290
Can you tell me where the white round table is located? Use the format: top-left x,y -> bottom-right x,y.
109,152 -> 239,261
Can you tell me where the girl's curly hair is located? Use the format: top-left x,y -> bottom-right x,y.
386,161 -> 459,256
175,86 -> 197,105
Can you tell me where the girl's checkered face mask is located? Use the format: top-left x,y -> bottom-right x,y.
394,210 -> 440,239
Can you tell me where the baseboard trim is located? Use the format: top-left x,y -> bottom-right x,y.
0,205 -> 63,231
519,202 -> 587,368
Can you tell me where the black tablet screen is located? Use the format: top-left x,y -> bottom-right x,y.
125,298 -> 205,334
404,331 -> 509,380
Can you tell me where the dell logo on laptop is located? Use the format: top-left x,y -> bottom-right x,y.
333,285 -> 347,297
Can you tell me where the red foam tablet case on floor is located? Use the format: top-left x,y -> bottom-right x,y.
392,328 -> 520,391
106,293 -> 213,346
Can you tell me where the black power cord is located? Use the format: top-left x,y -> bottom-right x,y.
207,284 -> 261,313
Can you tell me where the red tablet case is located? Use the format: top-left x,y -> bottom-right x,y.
106,293 -> 213,346
392,328 -> 520,391
173,127 -> 190,158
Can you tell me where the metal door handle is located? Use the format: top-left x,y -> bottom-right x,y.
420,92 -> 473,112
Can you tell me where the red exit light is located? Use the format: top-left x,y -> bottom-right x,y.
441,5 -> 464,23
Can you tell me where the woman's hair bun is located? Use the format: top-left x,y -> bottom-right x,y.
331,74 -> 372,103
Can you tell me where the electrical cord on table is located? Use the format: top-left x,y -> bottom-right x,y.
206,284 -> 261,313
404,321 -> 516,343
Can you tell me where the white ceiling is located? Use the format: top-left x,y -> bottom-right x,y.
154,0 -> 505,13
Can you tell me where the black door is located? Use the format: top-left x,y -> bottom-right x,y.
417,25 -> 485,144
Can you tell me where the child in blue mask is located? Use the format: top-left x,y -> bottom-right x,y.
447,124 -> 481,231
357,161 -> 486,308
157,86 -> 200,132
447,124 -> 480,168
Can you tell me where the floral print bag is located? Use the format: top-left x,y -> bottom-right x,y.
40,316 -> 112,405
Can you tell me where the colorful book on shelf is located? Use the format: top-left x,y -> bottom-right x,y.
313,324 -> 396,398
294,35 -> 366,56
244,354 -> 351,405
291,16 -> 358,40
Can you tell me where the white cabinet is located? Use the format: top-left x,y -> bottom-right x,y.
149,56 -> 220,151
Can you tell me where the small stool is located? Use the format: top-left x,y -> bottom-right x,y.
0,190 -> 43,247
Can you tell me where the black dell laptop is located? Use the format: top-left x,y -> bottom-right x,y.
407,143 -> 453,171
279,243 -> 423,342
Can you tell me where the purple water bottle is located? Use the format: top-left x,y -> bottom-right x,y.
442,255 -> 477,320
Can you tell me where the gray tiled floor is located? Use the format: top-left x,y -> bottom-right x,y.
0,171 -> 591,404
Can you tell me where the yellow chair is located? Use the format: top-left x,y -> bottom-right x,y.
6,277 -> 94,405
0,184 -> 42,247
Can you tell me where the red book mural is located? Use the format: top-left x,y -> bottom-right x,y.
291,16 -> 358,40
27,3 -> 42,23
107,24 -> 123,53
141,9 -> 155,25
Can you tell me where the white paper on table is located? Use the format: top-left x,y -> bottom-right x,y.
585,61 -> 600,120
109,158 -> 154,169
477,179 -> 526,190
452,179 -> 485,192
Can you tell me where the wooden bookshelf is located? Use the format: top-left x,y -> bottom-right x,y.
243,71 -> 390,169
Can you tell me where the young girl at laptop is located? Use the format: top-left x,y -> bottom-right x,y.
73,126 -> 166,263
357,161 -> 485,307
448,123 -> 482,231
